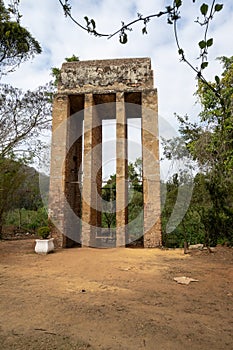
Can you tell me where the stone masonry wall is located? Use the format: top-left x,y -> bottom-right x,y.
59,58 -> 153,93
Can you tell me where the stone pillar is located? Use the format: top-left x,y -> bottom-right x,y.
81,94 -> 102,247
82,93 -> 94,247
49,94 -> 70,247
64,114 -> 83,247
142,90 -> 161,247
92,107 -> 102,241
116,92 -> 128,247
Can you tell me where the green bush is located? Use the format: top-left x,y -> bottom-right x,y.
5,207 -> 48,231
37,226 -> 50,239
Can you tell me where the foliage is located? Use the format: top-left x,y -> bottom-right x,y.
127,158 -> 143,237
128,190 -> 143,238
0,83 -> 52,160
0,0 -> 41,76
101,158 -> 143,237
162,56 -> 233,248
5,206 -> 48,232
0,157 -> 26,237
13,166 -> 49,211
51,54 -> 79,86
128,158 -> 143,192
0,1 -> 52,238
64,54 -> 79,62
178,57 -> 233,174
37,225 -> 50,239
179,57 -> 233,246
0,81 -> 51,236
0,2 -> 52,163
162,173 -> 213,248
0,159 -> 49,237
162,173 -> 195,248
101,174 -> 116,230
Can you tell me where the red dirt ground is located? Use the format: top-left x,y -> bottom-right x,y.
0,239 -> 232,349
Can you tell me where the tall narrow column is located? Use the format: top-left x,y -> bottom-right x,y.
142,90 -> 161,247
64,114 -> 83,247
49,94 -> 70,247
116,92 -> 128,247
82,93 -> 94,247
92,106 -> 102,240
82,93 -> 103,247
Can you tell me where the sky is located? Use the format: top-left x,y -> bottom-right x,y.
2,0 -> 233,179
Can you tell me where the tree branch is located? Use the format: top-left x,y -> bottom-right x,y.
58,0 -> 175,40
57,1 -> 224,105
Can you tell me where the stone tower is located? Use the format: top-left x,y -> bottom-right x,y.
49,58 -> 161,248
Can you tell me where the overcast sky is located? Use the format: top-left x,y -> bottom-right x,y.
2,0 -> 233,178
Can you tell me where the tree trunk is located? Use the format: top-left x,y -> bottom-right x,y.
182,221 -> 189,254
204,228 -> 213,253
0,212 -> 3,239
18,208 -> 22,229
184,241 -> 189,254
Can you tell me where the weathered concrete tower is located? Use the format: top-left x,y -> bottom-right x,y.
49,58 -> 161,248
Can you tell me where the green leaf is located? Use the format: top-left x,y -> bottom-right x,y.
175,0 -> 182,8
215,4 -> 223,12
206,38 -> 213,47
199,40 -> 206,49
201,62 -> 208,70
200,3 -> 208,16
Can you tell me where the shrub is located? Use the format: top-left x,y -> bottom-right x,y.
37,226 -> 50,239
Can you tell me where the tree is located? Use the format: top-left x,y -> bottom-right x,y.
163,56 -> 233,247
3,164 -> 49,233
0,1 -> 52,162
0,158 -> 26,236
180,56 -> 233,245
177,57 -> 233,173
101,174 -> 116,233
0,83 -> 52,160
0,1 -> 52,235
161,171 -> 219,251
127,158 -> 143,237
0,0 -> 41,76
0,82 -> 52,236
13,166 -> 49,212
101,159 -> 143,236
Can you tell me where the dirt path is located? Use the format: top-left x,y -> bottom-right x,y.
0,240 -> 232,349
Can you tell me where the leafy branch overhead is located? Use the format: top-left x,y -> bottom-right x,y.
58,1 -> 223,85
0,0 -> 41,76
